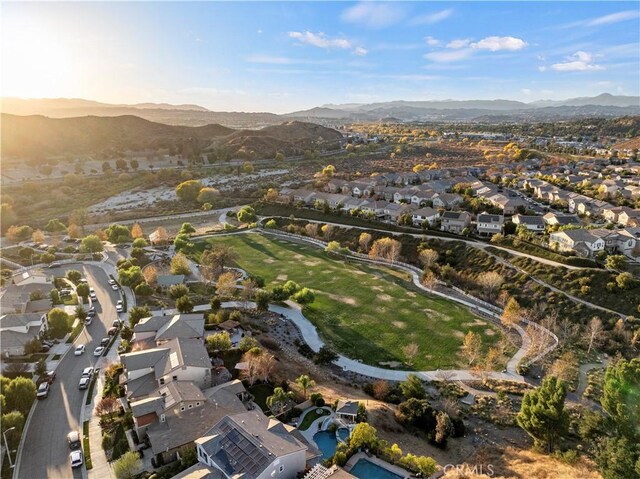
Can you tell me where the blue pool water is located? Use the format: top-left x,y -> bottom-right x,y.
337,427 -> 350,442
350,459 -> 404,479
313,431 -> 337,460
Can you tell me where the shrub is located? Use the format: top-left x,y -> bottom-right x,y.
315,397 -> 325,407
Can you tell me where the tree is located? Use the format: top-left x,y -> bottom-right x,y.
173,233 -> 193,253
434,411 -> 453,447
616,272 -> 635,290
115,158 -> 127,171
594,436 -> 639,479
241,161 -> 255,174
1,411 -> 25,450
255,290 -> 270,311
548,351 -> 578,384
206,332 -> 232,352
176,179 -> 203,202
128,306 -> 151,328
350,423 -> 378,449
75,305 -> 87,321
76,283 -> 90,301
81,235 -> 103,253
66,270 -> 82,283
501,297 -> 522,330
176,295 -> 194,313
7,225 -> 33,242
240,279 -> 256,306
266,387 -> 295,416
477,271 -> 504,297
605,254 -> 627,271
151,227 -> 169,245
216,271 -> 238,297
24,338 -> 42,355
143,265 -> 158,285
461,331 -> 483,366
403,343 -> 419,366
358,232 -> 373,253
32,229 -> 45,244
601,358 -> 640,438
369,237 -> 402,263
113,451 -> 142,479
169,284 -> 189,299
237,206 -> 257,223
372,380 -> 389,400
50,288 -> 60,304
130,223 -> 144,239
5,377 -> 36,414
400,374 -> 426,400
292,287 -> 315,304
105,224 -> 131,244
322,165 -> 336,177
47,308 -> 70,337
67,224 -> 83,239
517,376 -> 569,452
132,238 -> 147,249
170,252 -> 191,275
118,265 -> 143,287
295,375 -> 316,399
95,397 -> 121,425
45,218 -> 66,233
256,351 -> 277,383
418,249 -> 438,269
238,336 -> 259,352
197,187 -> 219,204
130,159 -> 139,170
314,346 -> 338,365
179,223 -> 196,236
201,246 -> 238,280
585,317 -> 604,353
275,152 -> 285,162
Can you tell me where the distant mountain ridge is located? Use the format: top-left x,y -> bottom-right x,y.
2,93 -> 638,126
1,114 -> 342,158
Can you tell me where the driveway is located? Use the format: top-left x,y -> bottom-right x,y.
14,264 -> 121,479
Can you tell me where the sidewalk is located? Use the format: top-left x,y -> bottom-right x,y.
84,339 -> 121,479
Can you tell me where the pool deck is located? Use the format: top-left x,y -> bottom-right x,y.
297,406 -> 334,444
345,452 -> 412,479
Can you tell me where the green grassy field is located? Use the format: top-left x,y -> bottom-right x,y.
198,233 -> 509,370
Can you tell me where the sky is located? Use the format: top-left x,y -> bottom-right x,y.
2,1 -> 639,113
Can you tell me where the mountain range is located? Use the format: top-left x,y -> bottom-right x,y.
1,114 -> 343,158
2,93 -> 638,127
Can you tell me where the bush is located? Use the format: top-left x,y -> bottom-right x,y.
315,397 -> 325,407
169,284 -> 189,299
102,432 -> 114,451
334,451 -> 347,467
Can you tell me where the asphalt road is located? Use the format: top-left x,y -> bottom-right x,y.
16,264 -> 122,479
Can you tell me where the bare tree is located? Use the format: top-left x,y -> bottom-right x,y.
131,223 -> 144,239
476,271 -> 504,298
321,224 -> 336,240
461,331 -> 482,365
372,380 -> 389,400
501,297 -> 521,330
239,351 -> 261,386
358,232 -> 373,253
216,271 -> 238,298
418,249 -> 438,269
257,352 -> 278,383
143,265 -> 158,286
402,343 -> 419,366
305,223 -> 319,237
585,317 -> 604,353
422,270 -> 438,289
548,350 -> 578,383
240,279 -> 256,307
369,237 -> 402,263
555,315 -> 579,346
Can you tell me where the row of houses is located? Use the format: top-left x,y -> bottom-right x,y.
121,313 -> 328,478
549,227 -> 640,257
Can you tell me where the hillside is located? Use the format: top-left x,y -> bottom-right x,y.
0,114 -> 342,158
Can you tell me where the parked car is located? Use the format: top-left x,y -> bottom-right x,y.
112,320 -> 121,328
116,300 -> 124,313
107,327 -> 118,336
111,284 -> 119,291
69,450 -> 83,468
89,292 -> 97,301
42,339 -> 54,348
74,344 -> 85,356
41,344 -> 51,353
108,279 -> 116,285
45,371 -> 56,384
93,347 -> 105,357
81,367 -> 94,378
78,377 -> 90,390
100,337 -> 110,347
84,317 -> 92,326
67,431 -> 81,450
36,382 -> 50,399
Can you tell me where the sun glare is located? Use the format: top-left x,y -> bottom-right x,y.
2,12 -> 81,98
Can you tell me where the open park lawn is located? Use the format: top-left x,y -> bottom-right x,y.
198,233 -> 508,371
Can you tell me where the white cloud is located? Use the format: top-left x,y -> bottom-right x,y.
425,36 -> 441,46
550,51 -> 604,71
257,29 -> 263,34
424,49 -> 472,63
538,66 -> 547,72
246,55 -> 292,65
289,31 -> 352,50
411,9 -> 453,25
587,10 -> 639,26
353,47 -> 368,56
470,36 -> 527,51
447,39 -> 470,49
341,2 -> 406,28
521,88 -> 532,95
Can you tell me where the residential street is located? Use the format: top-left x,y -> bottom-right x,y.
14,264 -> 122,479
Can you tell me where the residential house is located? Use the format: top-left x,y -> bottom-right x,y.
133,314 -> 205,346
157,275 -> 186,288
0,313 -> 48,357
617,207 -> 640,226
383,203 -> 417,223
543,212 -> 581,227
432,193 -> 463,209
341,197 -> 365,214
476,213 -> 504,236
440,211 -> 471,234
489,194 -> 527,215
359,200 -> 388,217
549,230 -> 605,257
11,269 -> 51,287
335,400 -> 359,423
195,410 -> 315,479
411,207 -> 439,226
351,181 -> 375,198
512,215 -> 546,233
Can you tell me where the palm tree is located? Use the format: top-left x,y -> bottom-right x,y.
266,387 -> 294,416
295,374 -> 316,399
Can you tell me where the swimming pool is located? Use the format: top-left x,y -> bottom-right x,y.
349,458 -> 405,479
337,427 -> 350,442
313,431 -> 337,460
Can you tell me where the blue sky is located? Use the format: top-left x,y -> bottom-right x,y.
2,1 -> 639,112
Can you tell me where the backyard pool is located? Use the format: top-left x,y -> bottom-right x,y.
337,427 -> 350,442
313,431 -> 337,460
349,459 -> 405,479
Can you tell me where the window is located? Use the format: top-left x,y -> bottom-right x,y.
279,466 -> 284,472
196,402 -> 200,406
159,378 -> 165,385
180,406 -> 185,411
160,414 -> 165,423
188,404 -> 193,409
172,376 -> 177,381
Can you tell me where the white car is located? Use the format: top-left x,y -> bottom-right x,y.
70,450 -> 83,468
108,279 -> 116,285
78,377 -> 90,390
90,292 -> 97,301
74,344 -> 85,356
82,367 -> 94,378
111,283 -> 119,291
116,300 -> 123,313
93,347 -> 105,357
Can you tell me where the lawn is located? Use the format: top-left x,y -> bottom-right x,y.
248,383 -> 275,412
197,232 -> 508,370
298,408 -> 330,431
